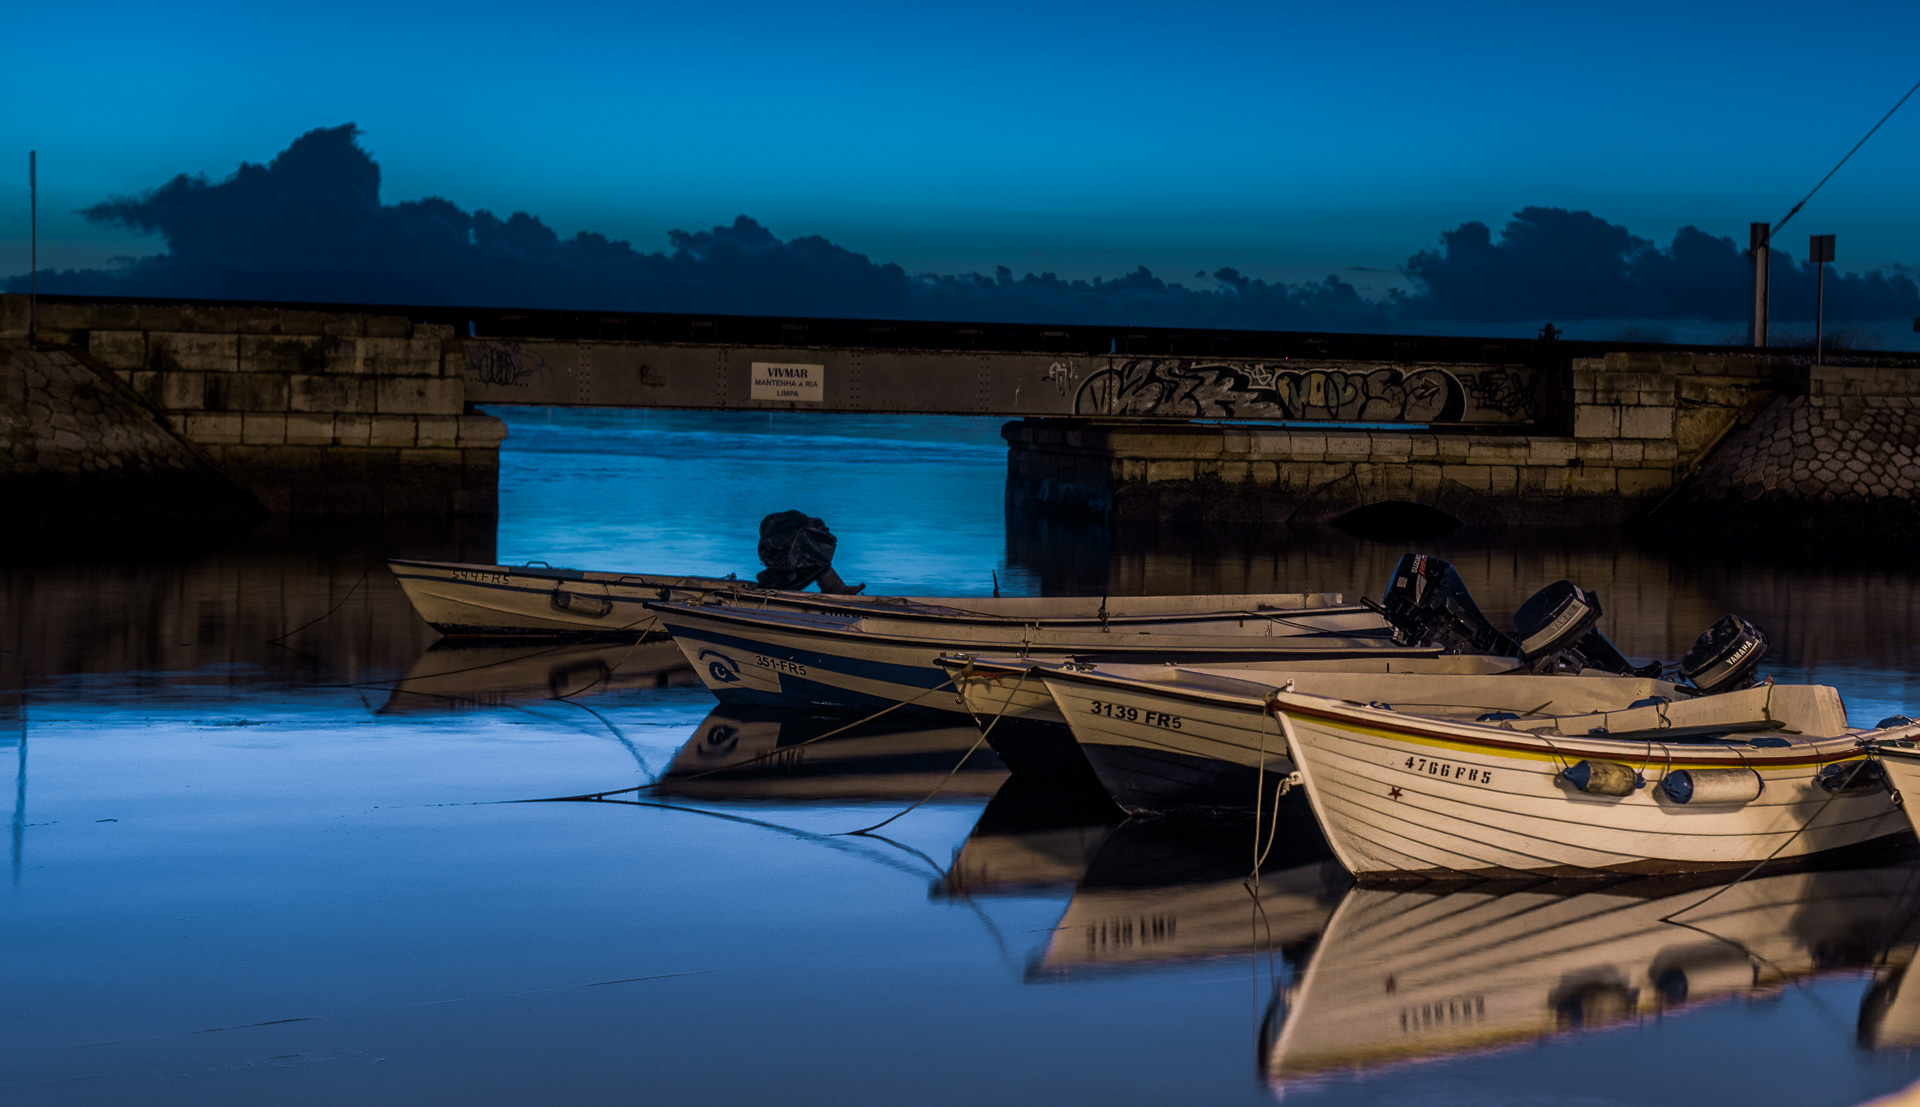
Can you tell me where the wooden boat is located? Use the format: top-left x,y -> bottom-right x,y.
651,706 -> 1007,801
377,638 -> 696,713
389,556 -> 1379,639
1275,682 -> 1915,878
1264,861 -> 1920,1091
647,598 -> 1401,719
388,558 -> 741,636
946,654 -> 1522,804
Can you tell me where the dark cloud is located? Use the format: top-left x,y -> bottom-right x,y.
1401,206 -> 1920,323
12,126 -> 1918,332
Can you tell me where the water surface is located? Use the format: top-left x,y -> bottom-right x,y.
3,408 -> 1919,1105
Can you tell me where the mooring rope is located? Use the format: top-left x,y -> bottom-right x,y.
515,677 -> 962,802
838,667 -> 1030,837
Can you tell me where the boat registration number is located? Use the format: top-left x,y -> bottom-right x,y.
756,655 -> 807,676
1404,755 -> 1494,785
1086,701 -> 1181,730
452,570 -> 510,585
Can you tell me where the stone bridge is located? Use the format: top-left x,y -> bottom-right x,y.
5,295 -> 1917,536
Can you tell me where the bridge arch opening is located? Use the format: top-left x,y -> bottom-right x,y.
1332,501 -> 1463,540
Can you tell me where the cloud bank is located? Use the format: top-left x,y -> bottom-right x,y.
13,124 -> 1918,336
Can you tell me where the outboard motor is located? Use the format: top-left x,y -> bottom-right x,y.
755,510 -> 865,594
1513,581 -> 1604,667
1508,581 -> 1663,676
1377,554 -> 1517,656
1681,615 -> 1769,694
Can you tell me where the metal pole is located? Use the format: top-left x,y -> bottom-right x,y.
1749,223 -> 1769,347
1815,260 -> 1825,365
27,151 -> 36,345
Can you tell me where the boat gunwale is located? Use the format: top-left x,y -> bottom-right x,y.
1273,692 -> 1890,770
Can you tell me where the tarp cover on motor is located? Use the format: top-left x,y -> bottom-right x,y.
755,510 -> 839,590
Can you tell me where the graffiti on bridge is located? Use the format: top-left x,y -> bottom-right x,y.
1070,359 -> 1537,424
466,340 -> 553,388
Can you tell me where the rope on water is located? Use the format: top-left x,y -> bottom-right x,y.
839,667 -> 1028,837
514,677 -> 961,803
267,564 -> 375,645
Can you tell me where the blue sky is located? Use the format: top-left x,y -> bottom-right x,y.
5,0 -> 1918,298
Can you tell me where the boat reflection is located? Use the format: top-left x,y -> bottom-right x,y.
937,775 -> 1122,899
1032,810 -> 1348,979
378,638 -> 697,713
654,707 -> 1008,801
1263,858 -> 1920,1092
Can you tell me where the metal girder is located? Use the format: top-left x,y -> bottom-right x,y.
462,338 -> 1544,425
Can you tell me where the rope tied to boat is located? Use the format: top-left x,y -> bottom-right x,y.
515,677 -> 963,803
838,662 -> 1027,837
1250,683 -> 1300,887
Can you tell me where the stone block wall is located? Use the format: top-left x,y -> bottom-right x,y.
1,346 -> 263,534
3,297 -> 504,515
1006,351 -> 1803,528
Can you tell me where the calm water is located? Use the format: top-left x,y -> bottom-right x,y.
4,408 -> 1920,1105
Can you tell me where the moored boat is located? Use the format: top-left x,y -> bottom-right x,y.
393,555 -> 1385,639
1275,682 -> 1919,879
648,598 -> 1400,719
1041,661 -> 1640,814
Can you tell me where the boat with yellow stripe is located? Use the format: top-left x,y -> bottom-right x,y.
1274,681 -> 1920,878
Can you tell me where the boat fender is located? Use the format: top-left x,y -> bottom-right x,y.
1629,696 -> 1672,709
1660,767 -> 1763,805
1815,760 -> 1888,794
1879,715 -> 1917,730
1562,759 -> 1643,796
551,588 -> 614,618
1478,711 -> 1522,722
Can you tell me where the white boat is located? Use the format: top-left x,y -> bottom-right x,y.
648,598 -> 1404,719
388,558 -> 741,636
948,655 -> 1528,807
1044,663 -> 1685,814
1275,682 -> 1917,878
389,556 -> 1389,639
1264,862 -> 1920,1091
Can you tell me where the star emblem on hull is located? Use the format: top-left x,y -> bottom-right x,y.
1387,786 -> 1404,800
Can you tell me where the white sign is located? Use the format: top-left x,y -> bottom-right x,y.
750,362 -> 825,403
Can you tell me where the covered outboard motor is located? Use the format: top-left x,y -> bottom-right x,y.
754,511 -> 865,594
1377,554 -> 1516,656
1513,581 -> 1604,666
1680,615 -> 1769,694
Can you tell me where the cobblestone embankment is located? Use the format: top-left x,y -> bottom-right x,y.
1665,364 -> 1920,539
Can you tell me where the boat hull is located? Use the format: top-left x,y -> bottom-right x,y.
654,603 -> 1409,720
1279,694 -> 1910,879
389,559 -> 735,637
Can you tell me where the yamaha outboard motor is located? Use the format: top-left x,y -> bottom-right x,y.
1681,615 -> 1770,694
755,511 -> 865,594
1377,554 -> 1517,656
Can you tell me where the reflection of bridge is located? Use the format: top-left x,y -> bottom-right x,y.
8,295 -> 1919,529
